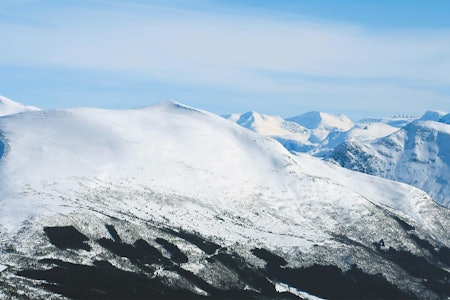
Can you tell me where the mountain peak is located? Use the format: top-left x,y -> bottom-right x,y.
237,111 -> 284,126
440,113 -> 450,125
287,111 -> 353,131
135,100 -> 204,115
419,110 -> 448,122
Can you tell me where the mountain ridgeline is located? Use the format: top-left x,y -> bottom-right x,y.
0,97 -> 449,299
226,109 -> 450,208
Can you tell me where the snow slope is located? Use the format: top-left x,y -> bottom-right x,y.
331,115 -> 450,208
233,111 -> 309,140
223,111 -> 314,152
0,101 -> 449,298
420,110 -> 448,122
440,113 -> 450,124
226,110 -> 449,208
2,102 -> 445,237
0,95 -> 39,116
287,111 -> 353,131
286,111 -> 353,142
326,122 -> 398,148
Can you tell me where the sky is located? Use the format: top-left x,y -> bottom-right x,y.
1,0 -> 450,120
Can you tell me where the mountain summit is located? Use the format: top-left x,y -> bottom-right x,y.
287,111 -> 354,131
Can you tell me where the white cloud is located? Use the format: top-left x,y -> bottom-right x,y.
0,1 -> 449,115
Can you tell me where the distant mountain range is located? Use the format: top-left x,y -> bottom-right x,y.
330,113 -> 450,208
0,96 -> 449,299
225,109 -> 450,208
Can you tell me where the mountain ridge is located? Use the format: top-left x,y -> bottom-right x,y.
330,118 -> 450,208
0,98 -> 449,298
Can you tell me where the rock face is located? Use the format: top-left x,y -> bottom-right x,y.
330,118 -> 450,208
0,101 -> 449,299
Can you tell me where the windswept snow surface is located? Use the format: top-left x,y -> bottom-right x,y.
0,101 -> 449,298
0,96 -> 39,116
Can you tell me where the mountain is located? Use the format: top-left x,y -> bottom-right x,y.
225,111 -> 398,156
1,101 -> 449,299
358,115 -> 416,128
330,112 -> 450,208
321,122 -> 399,155
287,111 -> 353,131
420,110 -> 448,122
439,113 -> 450,124
0,95 -> 39,116
227,110 -> 450,208
223,111 -> 314,152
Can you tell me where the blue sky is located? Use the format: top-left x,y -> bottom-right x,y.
1,0 -> 450,120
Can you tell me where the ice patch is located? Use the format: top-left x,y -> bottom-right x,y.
275,282 -> 324,300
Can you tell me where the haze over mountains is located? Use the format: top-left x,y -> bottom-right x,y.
0,96 -> 449,299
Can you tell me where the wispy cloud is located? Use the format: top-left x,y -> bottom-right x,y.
1,0 -> 449,118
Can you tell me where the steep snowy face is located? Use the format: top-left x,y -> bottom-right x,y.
315,122 -> 399,157
440,113 -> 450,124
331,119 -> 450,208
420,110 -> 448,122
0,96 -> 39,116
340,122 -> 398,142
0,102 -> 449,299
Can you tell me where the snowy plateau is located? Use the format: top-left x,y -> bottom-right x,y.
0,96 -> 449,299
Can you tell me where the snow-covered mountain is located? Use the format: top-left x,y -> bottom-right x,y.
0,101 -> 449,299
330,111 -> 450,208
441,113 -> 450,124
226,108 -> 449,209
287,111 -> 354,131
358,115 -> 416,128
225,110 -> 399,156
0,95 -> 39,116
420,110 -> 448,122
223,111 -> 314,152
